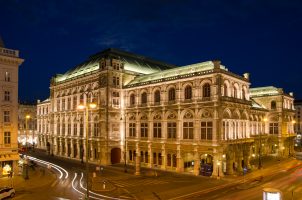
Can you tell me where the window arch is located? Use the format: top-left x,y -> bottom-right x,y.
224,84 -> 228,96
184,85 -> 192,100
242,89 -> 246,100
271,101 -> 276,110
168,88 -> 175,101
141,92 -> 147,104
202,83 -> 211,97
130,94 -> 135,106
233,84 -> 239,98
154,90 -> 160,103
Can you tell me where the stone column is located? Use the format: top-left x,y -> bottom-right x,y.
193,150 -> 200,176
83,140 -> 87,161
90,142 -> 95,161
176,145 -> 184,172
76,140 -> 80,159
59,138 -> 63,156
161,144 -> 166,170
65,138 -> 68,157
70,140 -> 74,158
135,143 -> 141,175
237,150 -> 243,172
148,143 -> 153,168
226,152 -> 234,175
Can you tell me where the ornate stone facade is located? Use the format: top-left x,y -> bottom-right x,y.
37,48 -> 295,177
0,40 -> 24,175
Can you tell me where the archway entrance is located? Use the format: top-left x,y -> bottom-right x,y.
200,154 -> 213,176
111,148 -> 121,164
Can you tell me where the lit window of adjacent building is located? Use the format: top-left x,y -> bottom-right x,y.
184,86 -> 192,100
129,123 -> 136,137
167,122 -> 176,139
4,132 -> 10,144
153,122 -> 161,138
200,121 -> 213,140
183,122 -> 193,139
5,72 -> 10,82
269,123 -> 279,134
4,91 -> 10,101
140,123 -> 148,138
3,111 -> 10,122
168,88 -> 175,101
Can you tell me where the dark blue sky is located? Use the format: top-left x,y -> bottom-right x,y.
1,0 -> 302,101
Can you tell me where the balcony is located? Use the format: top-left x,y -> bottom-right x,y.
0,47 -> 19,58
220,96 -> 251,105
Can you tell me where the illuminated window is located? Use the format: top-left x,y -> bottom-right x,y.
153,122 -> 161,138
223,84 -> 228,96
201,121 -> 213,140
3,111 -> 10,122
202,83 -> 211,97
4,91 -> 10,101
62,98 -> 65,111
67,97 -> 71,110
94,121 -> 99,137
184,86 -> 192,100
242,89 -> 246,100
80,94 -> 84,104
4,132 -> 10,144
68,123 -> 71,136
5,72 -> 10,82
73,96 -> 77,110
57,120 -> 60,135
168,88 -> 175,101
129,123 -> 136,137
73,123 -> 77,136
183,122 -> 193,139
167,122 -> 176,139
140,123 -> 148,137
269,123 -> 279,134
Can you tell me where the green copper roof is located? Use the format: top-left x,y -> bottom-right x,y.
250,86 -> 281,97
54,48 -> 176,83
125,61 -> 227,87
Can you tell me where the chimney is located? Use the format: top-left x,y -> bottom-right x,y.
243,73 -> 250,80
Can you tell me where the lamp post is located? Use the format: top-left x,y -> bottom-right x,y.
25,115 -> 30,152
120,114 -> 127,173
78,100 -> 96,200
259,117 -> 267,169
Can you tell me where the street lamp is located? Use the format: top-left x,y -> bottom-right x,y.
78,101 -> 96,200
120,114 -> 127,173
25,115 -> 30,152
259,117 -> 267,169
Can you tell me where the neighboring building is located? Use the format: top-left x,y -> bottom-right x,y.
37,48 -> 295,177
0,38 -> 24,175
294,100 -> 302,135
18,102 -> 37,147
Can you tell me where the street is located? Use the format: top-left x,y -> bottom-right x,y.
9,149 -> 302,200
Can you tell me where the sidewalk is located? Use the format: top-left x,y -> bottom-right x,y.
0,165 -> 55,192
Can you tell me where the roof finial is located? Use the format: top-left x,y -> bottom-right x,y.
0,35 -> 5,48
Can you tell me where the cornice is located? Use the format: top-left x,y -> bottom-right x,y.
0,55 -> 24,66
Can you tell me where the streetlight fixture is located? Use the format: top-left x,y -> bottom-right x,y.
78,101 -> 96,200
259,117 -> 267,169
120,114 -> 127,173
25,115 -> 30,152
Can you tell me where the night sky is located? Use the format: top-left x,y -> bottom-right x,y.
1,0 -> 302,101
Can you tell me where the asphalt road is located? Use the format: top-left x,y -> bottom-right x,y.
21,150 -> 302,200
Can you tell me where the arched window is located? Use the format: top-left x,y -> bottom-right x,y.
130,94 -> 135,106
242,89 -> 246,100
154,90 -> 160,103
141,92 -> 147,104
271,101 -> 276,110
168,88 -> 175,101
233,87 -> 238,98
80,94 -> 84,104
224,84 -> 228,96
184,86 -> 192,100
202,83 -> 211,97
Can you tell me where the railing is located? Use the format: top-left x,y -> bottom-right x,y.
220,96 -> 251,105
0,47 -> 19,57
